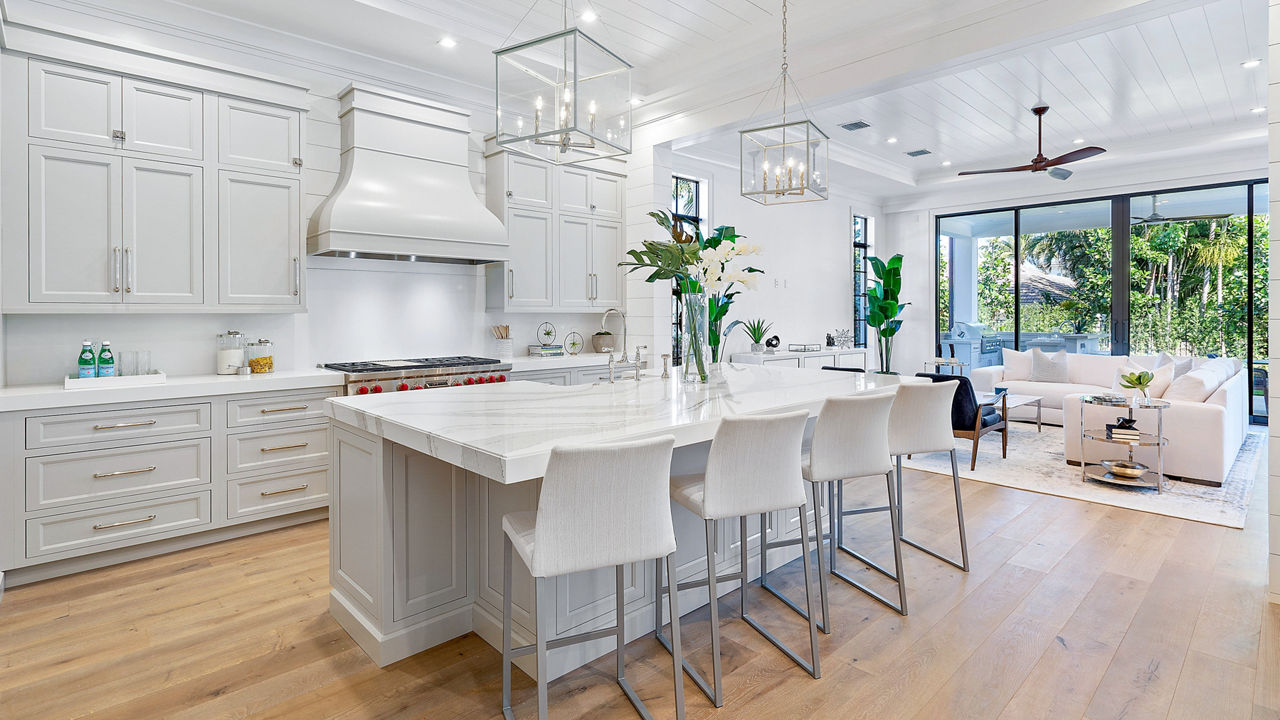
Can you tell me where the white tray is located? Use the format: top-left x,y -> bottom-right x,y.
64,370 -> 166,390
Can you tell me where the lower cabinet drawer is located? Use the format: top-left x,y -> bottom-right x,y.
227,466 -> 329,519
26,438 -> 211,512
227,424 -> 329,475
26,490 -> 212,558
27,403 -> 211,449
226,390 -> 339,428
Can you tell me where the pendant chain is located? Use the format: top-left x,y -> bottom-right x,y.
780,0 -> 789,123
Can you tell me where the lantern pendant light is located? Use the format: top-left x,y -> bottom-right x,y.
494,1 -> 632,165
739,0 -> 829,205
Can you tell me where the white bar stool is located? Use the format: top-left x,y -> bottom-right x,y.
501,435 -> 685,720
654,410 -> 819,708
887,380 -> 971,572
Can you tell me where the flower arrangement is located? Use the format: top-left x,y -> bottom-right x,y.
1119,370 -> 1154,400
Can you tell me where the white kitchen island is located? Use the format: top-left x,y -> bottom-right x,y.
323,364 -> 914,678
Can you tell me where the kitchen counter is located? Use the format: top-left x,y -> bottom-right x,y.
0,368 -> 345,412
505,352 -> 637,373
324,364 -> 918,671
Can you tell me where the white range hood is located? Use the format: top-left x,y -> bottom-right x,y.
307,84 -> 507,264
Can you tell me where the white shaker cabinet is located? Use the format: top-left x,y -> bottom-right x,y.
28,61 -> 121,149
558,166 -> 591,215
217,97 -> 302,174
504,154 -> 554,210
122,79 -> 203,160
218,171 -> 302,305
590,219 -> 624,307
27,145 -> 122,303
503,208 -> 555,308
556,215 -> 592,309
588,172 -> 623,219
123,159 -> 203,304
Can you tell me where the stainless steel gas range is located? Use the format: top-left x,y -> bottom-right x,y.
321,356 -> 514,396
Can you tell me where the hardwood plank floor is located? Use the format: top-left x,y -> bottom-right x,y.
0,459 -> 1273,720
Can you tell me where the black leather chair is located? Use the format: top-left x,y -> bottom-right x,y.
915,372 -> 1007,470
820,366 -> 865,372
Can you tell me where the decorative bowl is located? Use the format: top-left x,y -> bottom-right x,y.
1102,460 -> 1147,479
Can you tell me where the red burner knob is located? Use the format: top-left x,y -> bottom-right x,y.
397,382 -> 409,391
487,375 -> 497,383
356,386 -> 370,395
497,374 -> 507,382
464,377 -> 475,385
371,385 -> 383,393
412,385 -> 423,390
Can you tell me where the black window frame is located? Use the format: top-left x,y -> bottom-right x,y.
670,175 -> 705,366
851,214 -> 870,348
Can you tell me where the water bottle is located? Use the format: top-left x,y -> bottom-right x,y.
97,340 -> 116,377
77,340 -> 96,379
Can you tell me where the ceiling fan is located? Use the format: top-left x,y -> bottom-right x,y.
958,105 -> 1105,181
1130,194 -> 1230,225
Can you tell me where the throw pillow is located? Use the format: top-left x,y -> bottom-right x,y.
1155,351 -> 1175,370
1163,368 -> 1219,403
1029,348 -> 1070,383
1002,348 -> 1032,381
1114,363 -> 1175,398
1110,364 -> 1146,396
1171,356 -> 1192,378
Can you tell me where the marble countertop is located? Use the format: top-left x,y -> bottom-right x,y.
326,364 -> 918,484
0,368 -> 345,413
506,353 -> 640,373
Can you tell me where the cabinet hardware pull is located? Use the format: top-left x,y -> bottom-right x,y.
92,465 -> 156,479
93,419 -> 157,431
124,248 -> 133,293
506,190 -> 513,198
261,442 -> 309,453
591,204 -> 596,211
293,257 -> 301,297
111,129 -> 126,141
260,484 -> 309,497
112,247 -> 121,293
292,157 -> 303,167
93,514 -> 155,530
259,405 -> 308,414
508,269 -> 514,299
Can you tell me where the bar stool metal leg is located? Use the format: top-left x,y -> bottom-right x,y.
897,448 -> 970,572
826,474 -> 908,615
502,536 -> 515,720
704,519 -> 724,707
740,505 -> 821,680
757,487 -> 832,634
664,553 -> 686,720
535,576 -> 551,720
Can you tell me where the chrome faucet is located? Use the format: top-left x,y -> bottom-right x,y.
633,345 -> 647,381
601,308 -> 627,360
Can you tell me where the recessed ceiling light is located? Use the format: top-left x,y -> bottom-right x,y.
1242,58 -> 1262,69
1252,106 -> 1267,113
438,37 -> 457,48
1072,138 -> 1084,144
580,9 -> 597,22
941,160 -> 951,167
886,137 -> 898,144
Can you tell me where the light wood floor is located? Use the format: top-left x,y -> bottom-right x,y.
2,461 -> 1276,720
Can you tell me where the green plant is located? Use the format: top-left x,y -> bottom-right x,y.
733,318 -> 773,344
1119,370 -> 1154,398
867,254 -> 908,373
594,330 -> 612,336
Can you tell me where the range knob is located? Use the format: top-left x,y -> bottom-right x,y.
487,375 -> 497,383
412,385 -> 424,390
464,377 -> 475,385
497,374 -> 507,382
371,385 -> 383,393
356,386 -> 370,395
397,382 -> 409,392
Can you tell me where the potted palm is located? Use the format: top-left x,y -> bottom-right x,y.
867,254 -> 908,374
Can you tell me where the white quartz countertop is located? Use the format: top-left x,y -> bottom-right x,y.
506,353 -> 639,373
326,364 -> 920,484
0,368 -> 345,413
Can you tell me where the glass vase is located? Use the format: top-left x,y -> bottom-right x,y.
682,291 -> 710,383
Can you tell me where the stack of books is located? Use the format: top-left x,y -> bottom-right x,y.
528,345 -> 565,358
1106,422 -> 1141,442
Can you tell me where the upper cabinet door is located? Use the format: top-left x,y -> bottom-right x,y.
505,208 -> 554,308
122,79 -> 203,160
123,159 -> 203,304
506,155 -> 553,210
28,146 -> 122,303
590,219 -> 624,307
218,171 -> 301,305
589,173 -> 623,219
557,167 -> 591,215
28,61 -> 121,149
556,215 -> 591,309
218,98 -> 301,174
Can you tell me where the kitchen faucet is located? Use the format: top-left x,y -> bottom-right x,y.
601,308 -> 627,360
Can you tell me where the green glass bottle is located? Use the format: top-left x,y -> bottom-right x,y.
97,340 -> 116,377
77,340 -> 96,379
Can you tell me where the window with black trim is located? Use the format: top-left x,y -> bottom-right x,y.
671,175 -> 704,365
852,214 -> 870,348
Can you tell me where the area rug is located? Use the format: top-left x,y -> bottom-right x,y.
900,423 -> 1265,529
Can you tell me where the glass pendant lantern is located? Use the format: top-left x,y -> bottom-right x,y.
494,8 -> 632,166
739,0 -> 829,205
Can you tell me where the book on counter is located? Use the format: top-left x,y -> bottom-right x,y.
528,345 -> 565,357
1105,423 -> 1141,441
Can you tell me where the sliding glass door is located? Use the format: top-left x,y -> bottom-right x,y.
1017,200 -> 1112,355
938,211 -> 1015,371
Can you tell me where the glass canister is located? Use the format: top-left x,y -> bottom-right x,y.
247,339 -> 275,374
216,331 -> 245,375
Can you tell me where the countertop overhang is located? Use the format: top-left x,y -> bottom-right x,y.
325,364 -> 919,484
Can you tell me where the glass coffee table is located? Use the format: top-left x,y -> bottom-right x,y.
979,392 -> 1043,431
1078,395 -> 1168,493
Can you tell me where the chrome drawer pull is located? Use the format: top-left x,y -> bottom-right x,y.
93,420 -> 158,431
259,405 -> 308,414
92,465 -> 156,479
260,442 -> 309,453
260,484 -> 309,497
93,514 -> 156,530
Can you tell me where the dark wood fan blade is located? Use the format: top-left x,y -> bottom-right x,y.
957,163 -> 1038,176
1159,214 -> 1232,222
1043,146 -> 1105,167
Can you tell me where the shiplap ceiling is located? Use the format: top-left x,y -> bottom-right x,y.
809,0 -> 1268,182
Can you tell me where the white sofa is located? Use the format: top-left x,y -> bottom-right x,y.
972,352 -> 1249,486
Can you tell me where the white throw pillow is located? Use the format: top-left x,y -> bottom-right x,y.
1110,364 -> 1146,397
1029,348 -> 1070,383
1113,363 -> 1174,398
1199,357 -> 1236,386
1155,351 -> 1175,370
1003,348 -> 1032,380
1163,368 -> 1219,402
1069,353 -> 1129,387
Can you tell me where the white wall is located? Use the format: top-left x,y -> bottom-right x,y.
669,152 -> 884,361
